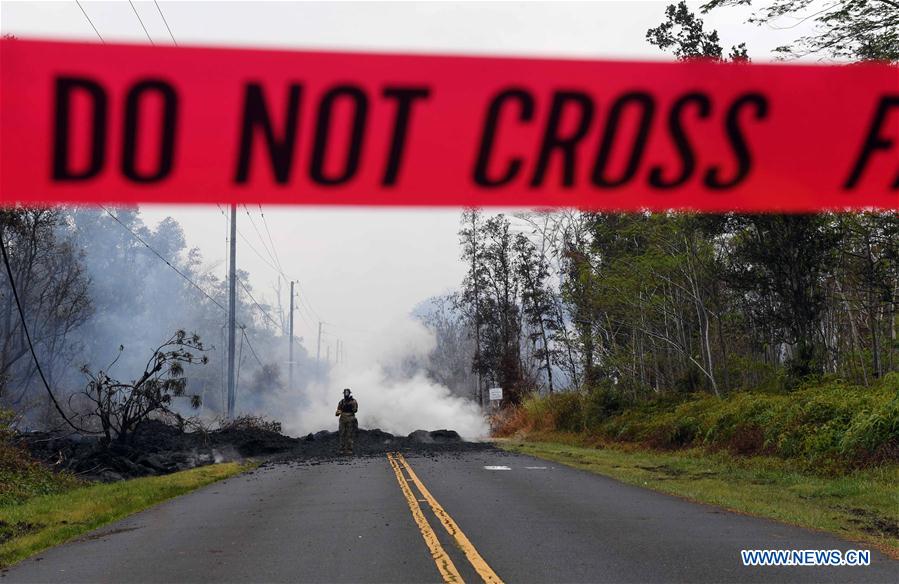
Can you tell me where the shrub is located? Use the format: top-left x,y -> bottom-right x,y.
547,392 -> 585,433
840,391 -> 899,464
0,409 -> 82,506
502,376 -> 899,470
583,386 -> 627,428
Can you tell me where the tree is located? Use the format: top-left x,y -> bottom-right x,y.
831,213 -> 899,381
480,215 -> 525,403
457,209 -> 488,404
722,215 -> 840,378
514,233 -> 560,394
0,209 -> 92,416
75,330 -> 208,444
647,0 -> 749,60
702,0 -> 899,61
413,294 -> 478,397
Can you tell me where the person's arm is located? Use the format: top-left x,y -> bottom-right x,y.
335,399 -> 343,416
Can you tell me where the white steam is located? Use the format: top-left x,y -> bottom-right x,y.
278,317 -> 488,440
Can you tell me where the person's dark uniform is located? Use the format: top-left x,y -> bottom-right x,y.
336,388 -> 358,454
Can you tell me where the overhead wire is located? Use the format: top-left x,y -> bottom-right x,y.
241,328 -> 265,369
257,205 -> 285,273
128,0 -> 155,45
234,326 -> 245,395
103,207 -> 276,409
153,0 -> 177,45
237,277 -> 281,330
242,205 -> 281,274
293,280 -> 324,323
74,0 -> 105,43
71,3 -> 327,345
292,297 -> 315,328
214,205 -> 284,276
212,205 -> 331,341
73,3 -> 280,411
212,208 -> 327,331
100,206 -> 229,314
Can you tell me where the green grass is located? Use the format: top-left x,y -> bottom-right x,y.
500,436 -> 899,558
0,462 -> 252,568
0,455 -> 84,508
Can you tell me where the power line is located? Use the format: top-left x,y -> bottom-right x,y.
234,325 -> 244,396
294,280 -> 324,323
214,205 -> 284,277
237,276 -> 281,330
0,229 -> 80,432
213,206 -> 308,332
129,0 -> 155,45
74,0 -> 104,43
258,205 -> 285,273
241,327 -> 265,369
153,0 -> 177,45
243,205 -> 281,274
102,207 -> 278,389
121,0 -> 260,389
212,207 -> 327,330
219,325 -> 226,413
294,289 -> 321,328
292,296 -> 315,328
100,206 -> 228,313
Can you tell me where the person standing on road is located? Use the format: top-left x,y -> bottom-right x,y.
336,388 -> 358,455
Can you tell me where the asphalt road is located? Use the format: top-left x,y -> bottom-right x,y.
4,449 -> 898,583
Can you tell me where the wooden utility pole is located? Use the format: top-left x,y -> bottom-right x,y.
227,203 -> 237,419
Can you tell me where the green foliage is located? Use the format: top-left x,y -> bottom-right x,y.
702,0 -> 899,62
0,409 -> 83,507
583,386 -> 629,428
522,392 -> 585,433
647,0 -> 749,60
512,378 -> 899,470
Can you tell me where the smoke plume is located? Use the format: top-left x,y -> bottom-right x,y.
276,317 -> 488,439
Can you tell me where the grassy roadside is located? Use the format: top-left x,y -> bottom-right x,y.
0,461 -> 253,568
499,435 -> 899,558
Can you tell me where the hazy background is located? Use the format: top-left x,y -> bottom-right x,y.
1,1 -> 816,437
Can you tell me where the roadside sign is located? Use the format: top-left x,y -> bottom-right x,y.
488,387 -> 503,401
2,39 -> 897,211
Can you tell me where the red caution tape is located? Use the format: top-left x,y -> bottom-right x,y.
1,39 -> 897,211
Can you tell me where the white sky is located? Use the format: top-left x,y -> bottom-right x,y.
1,0 -> 814,362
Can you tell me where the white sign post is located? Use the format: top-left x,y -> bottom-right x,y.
488,387 -> 503,401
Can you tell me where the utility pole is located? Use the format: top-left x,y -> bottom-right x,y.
316,321 -> 323,379
336,339 -> 341,365
226,203 -> 237,419
288,280 -> 295,392
326,343 -> 331,364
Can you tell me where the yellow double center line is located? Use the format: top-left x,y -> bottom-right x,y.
387,452 -> 503,584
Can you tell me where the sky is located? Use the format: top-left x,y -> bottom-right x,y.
1,0 -> 816,365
